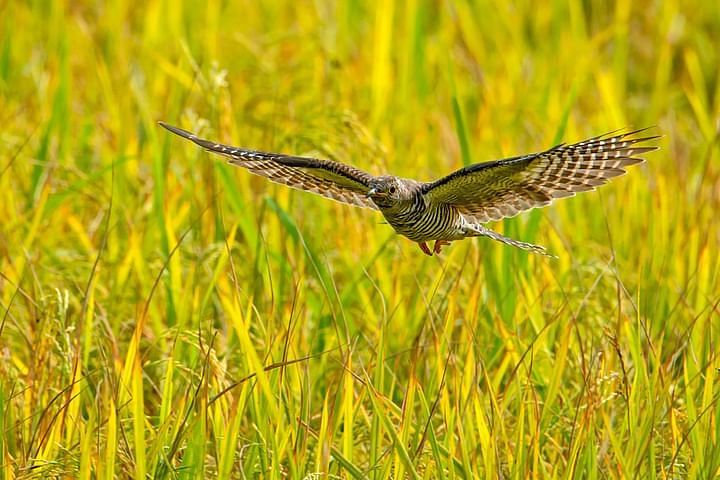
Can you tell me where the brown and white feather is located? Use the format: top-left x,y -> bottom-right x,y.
159,122 -> 378,210
421,129 -> 659,223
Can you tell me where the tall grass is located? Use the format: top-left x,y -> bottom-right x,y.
1,0 -> 719,477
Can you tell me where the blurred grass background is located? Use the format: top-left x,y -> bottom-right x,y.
1,0 -> 719,477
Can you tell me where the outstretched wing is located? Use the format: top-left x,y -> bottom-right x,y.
159,122 -> 378,210
422,129 -> 659,223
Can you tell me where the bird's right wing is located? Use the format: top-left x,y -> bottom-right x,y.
160,122 -> 379,210
421,129 -> 659,223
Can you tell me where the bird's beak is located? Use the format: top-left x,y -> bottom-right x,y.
366,187 -> 378,198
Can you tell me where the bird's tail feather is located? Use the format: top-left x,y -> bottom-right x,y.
466,224 -> 557,258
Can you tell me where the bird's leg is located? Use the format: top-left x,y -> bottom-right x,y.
433,240 -> 450,254
418,242 -> 433,256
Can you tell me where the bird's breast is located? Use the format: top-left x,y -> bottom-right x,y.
381,201 -> 460,242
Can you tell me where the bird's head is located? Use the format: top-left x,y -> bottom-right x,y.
366,176 -> 408,208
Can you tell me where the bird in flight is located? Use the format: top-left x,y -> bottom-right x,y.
159,122 -> 658,256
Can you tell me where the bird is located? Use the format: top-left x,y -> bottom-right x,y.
159,121 -> 658,256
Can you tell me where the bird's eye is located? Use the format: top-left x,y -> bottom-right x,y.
389,186 -> 397,194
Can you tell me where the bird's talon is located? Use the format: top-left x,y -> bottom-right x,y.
433,240 -> 450,254
419,242 -> 433,256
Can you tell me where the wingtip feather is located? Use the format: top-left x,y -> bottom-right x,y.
158,121 -> 225,152
158,121 -> 196,139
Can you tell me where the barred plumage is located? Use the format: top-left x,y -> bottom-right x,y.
160,122 -> 659,256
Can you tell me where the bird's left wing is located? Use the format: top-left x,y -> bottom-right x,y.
159,122 -> 379,210
421,129 -> 659,223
